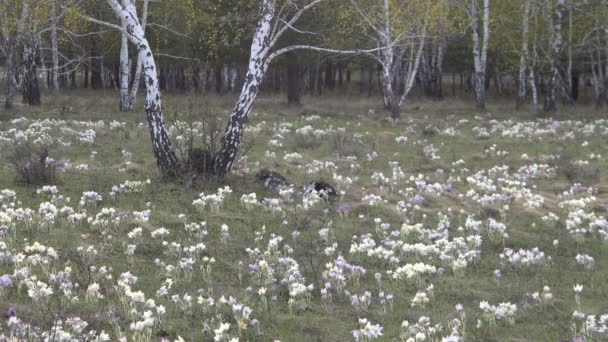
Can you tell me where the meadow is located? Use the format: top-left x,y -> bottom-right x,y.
0,92 -> 607,341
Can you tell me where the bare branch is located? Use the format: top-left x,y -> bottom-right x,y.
269,0 -> 325,48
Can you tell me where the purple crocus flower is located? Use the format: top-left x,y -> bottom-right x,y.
0,274 -> 13,288
337,203 -> 351,214
410,194 -> 425,205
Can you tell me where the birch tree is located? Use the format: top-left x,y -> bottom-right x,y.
0,0 -> 30,109
517,0 -> 531,110
85,0 -> 179,174
127,0 -> 149,111
213,0 -> 337,174
345,0 -> 434,120
544,0 -> 566,112
22,33 -> 41,105
50,0 -> 60,92
118,0 -> 131,111
118,0 -> 149,111
470,0 -> 490,112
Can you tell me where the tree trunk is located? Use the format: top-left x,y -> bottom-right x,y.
325,62 -> 334,90
286,52 -> 301,105
215,0 -> 275,175
571,73 -> 579,101
368,66 -> 374,96
516,0 -> 530,109
84,64 -> 89,88
399,36 -> 426,105
4,41 -> 16,109
51,0 -> 60,92
382,70 -> 400,119
127,0 -> 148,111
316,63 -> 323,96
91,53 -> 102,89
70,65 -> 77,88
119,5 -> 130,111
471,0 -> 490,112
379,0 -> 401,120
22,35 -> 41,106
433,37 -> 446,98
530,41 -> 540,114
107,0 -> 178,174
544,0 -> 565,113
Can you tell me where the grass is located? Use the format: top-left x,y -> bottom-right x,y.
0,90 -> 607,341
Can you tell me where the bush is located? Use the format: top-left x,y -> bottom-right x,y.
168,108 -> 227,175
9,142 -> 58,184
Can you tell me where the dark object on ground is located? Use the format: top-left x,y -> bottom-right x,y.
188,148 -> 214,174
256,169 -> 292,189
304,180 -> 338,198
480,207 -> 500,220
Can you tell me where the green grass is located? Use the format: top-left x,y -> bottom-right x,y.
0,91 -> 608,341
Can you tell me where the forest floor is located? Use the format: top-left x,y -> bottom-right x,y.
0,91 -> 607,341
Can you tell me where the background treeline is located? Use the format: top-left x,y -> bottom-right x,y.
1,0 -> 608,113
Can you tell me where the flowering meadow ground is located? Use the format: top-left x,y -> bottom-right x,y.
0,95 -> 607,341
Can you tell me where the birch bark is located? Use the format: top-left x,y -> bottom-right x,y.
105,0 -> 179,174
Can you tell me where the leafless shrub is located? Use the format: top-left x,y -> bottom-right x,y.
9,142 -> 58,184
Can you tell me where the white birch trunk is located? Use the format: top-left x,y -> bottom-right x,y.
530,40 -> 539,114
51,0 -> 60,92
22,34 -> 41,105
544,0 -> 565,112
517,0 -> 530,109
119,1 -> 130,111
379,0 -> 400,119
399,38 -> 426,105
105,0 -> 178,174
3,1 -> 29,109
127,0 -> 148,111
214,0 -> 275,174
4,39 -> 16,109
471,0 -> 490,112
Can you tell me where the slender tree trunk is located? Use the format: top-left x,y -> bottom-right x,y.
51,0 -> 60,92
434,37 -> 446,98
399,36 -> 426,105
214,0 -> 275,175
325,62 -> 334,90
84,64 -> 89,88
567,2 -> 573,99
381,65 -> 400,119
70,67 -> 77,88
544,0 -> 565,113
378,0 -> 400,120
286,52 -> 301,105
517,0 -> 531,109
530,41 -> 540,114
368,66 -> 373,96
591,55 -> 602,108
119,2 -> 130,111
4,2 -> 29,109
4,42 -> 16,109
22,35 -> 41,106
471,0 -> 490,112
604,5 -> 608,106
126,0 -> 148,111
